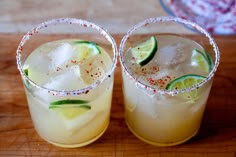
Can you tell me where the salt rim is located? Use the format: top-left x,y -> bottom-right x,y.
119,16 -> 220,95
16,18 -> 118,97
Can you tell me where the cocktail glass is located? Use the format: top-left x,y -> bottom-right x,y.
16,18 -> 118,148
119,16 -> 220,146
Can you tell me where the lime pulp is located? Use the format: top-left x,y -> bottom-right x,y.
74,41 -> 101,62
166,74 -> 206,100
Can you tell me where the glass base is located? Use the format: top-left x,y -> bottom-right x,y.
38,122 -> 109,148
126,120 -> 198,147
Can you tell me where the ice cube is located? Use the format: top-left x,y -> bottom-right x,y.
29,54 -> 52,72
136,92 -> 158,118
63,109 -> 96,131
138,67 -> 177,90
155,43 -> 187,66
151,68 -> 176,80
24,46 -> 54,83
79,57 -> 105,85
34,65 -> 86,104
70,65 -> 81,77
48,43 -> 75,69
44,66 -> 85,91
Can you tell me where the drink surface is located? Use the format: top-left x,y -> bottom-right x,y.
24,39 -> 112,91
124,35 -> 208,90
122,34 -> 213,146
23,39 -> 113,147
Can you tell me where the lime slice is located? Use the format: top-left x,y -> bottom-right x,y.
49,99 -> 91,120
23,68 -> 30,89
205,51 -> 214,72
131,36 -> 158,66
74,41 -> 101,62
191,49 -> 211,73
24,68 -> 29,76
52,105 -> 91,120
166,74 -> 206,100
49,99 -> 89,106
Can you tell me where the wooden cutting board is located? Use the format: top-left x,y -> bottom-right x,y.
0,34 -> 235,157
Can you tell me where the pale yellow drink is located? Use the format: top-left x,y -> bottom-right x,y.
23,39 -> 113,148
122,35 -> 214,146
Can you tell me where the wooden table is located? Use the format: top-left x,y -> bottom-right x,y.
0,34 -> 236,157
0,0 -> 167,34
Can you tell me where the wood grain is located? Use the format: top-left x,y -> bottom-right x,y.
0,34 -> 236,157
0,0 -> 167,34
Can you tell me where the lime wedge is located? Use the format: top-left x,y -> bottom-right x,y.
74,41 -> 101,62
49,99 -> 91,120
166,74 -> 206,100
191,49 -> 211,73
131,36 -> 158,66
